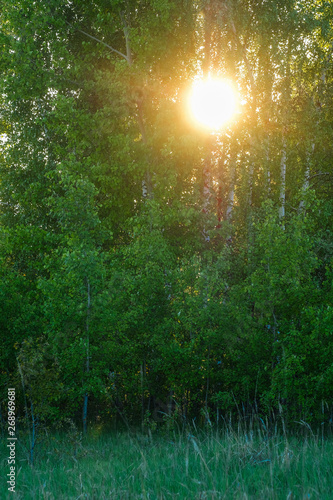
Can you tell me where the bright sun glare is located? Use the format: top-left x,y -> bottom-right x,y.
189,78 -> 237,130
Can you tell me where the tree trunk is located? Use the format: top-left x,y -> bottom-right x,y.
226,161 -> 235,220
202,2 -> 213,77
299,143 -> 315,211
266,142 -> 271,196
121,10 -> 152,201
248,162 -> 254,207
83,278 -> 90,435
279,139 -> 287,224
140,359 -> 146,429
202,148 -> 212,241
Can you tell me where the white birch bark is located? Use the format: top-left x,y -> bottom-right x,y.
202,154 -> 211,241
248,162 -> 254,207
279,140 -> 287,224
299,143 -> 315,211
266,142 -> 271,196
226,161 -> 235,220
202,156 -> 211,213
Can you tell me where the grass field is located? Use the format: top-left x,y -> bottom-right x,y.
1,422 -> 333,499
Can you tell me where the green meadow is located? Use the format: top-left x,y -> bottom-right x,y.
1,424 -> 333,499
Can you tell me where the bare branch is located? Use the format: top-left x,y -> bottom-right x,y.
120,11 -> 133,66
309,172 -> 331,181
66,21 -> 129,63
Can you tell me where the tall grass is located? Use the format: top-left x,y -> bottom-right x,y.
1,421 -> 333,499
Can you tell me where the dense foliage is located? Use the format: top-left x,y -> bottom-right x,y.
1,0 -> 332,431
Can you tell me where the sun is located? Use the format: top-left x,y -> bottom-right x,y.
188,78 -> 237,131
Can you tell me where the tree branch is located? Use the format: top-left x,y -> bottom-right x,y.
309,172 -> 331,181
66,21 -> 129,63
120,11 -> 133,66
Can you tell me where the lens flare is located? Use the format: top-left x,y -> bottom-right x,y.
188,78 -> 237,130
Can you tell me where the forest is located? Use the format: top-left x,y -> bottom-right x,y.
1,0 -> 333,442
